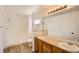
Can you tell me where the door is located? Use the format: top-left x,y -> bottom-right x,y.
0,6 -> 4,52
0,6 -> 8,52
0,25 -> 3,52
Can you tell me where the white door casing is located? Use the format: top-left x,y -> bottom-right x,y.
0,6 -> 8,52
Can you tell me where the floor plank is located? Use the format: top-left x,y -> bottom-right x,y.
4,43 -> 32,53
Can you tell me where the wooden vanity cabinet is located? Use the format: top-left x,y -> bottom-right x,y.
34,37 -> 68,53
37,39 -> 43,53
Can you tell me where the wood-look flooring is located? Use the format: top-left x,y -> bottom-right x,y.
4,43 -> 32,53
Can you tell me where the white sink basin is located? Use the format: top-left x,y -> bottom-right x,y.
58,42 -> 79,52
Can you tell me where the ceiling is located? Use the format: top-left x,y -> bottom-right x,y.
5,5 -> 40,15
4,5 -> 61,15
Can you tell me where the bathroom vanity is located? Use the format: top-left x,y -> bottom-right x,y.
34,32 -> 79,53
34,36 -> 68,53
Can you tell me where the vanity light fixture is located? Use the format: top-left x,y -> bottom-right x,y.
48,5 -> 67,14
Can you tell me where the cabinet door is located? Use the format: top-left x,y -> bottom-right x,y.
37,39 -> 43,53
43,42 -> 52,53
34,37 -> 38,52
52,46 -> 69,53
52,46 -> 63,53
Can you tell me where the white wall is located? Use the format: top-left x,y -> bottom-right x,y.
44,10 -> 79,41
